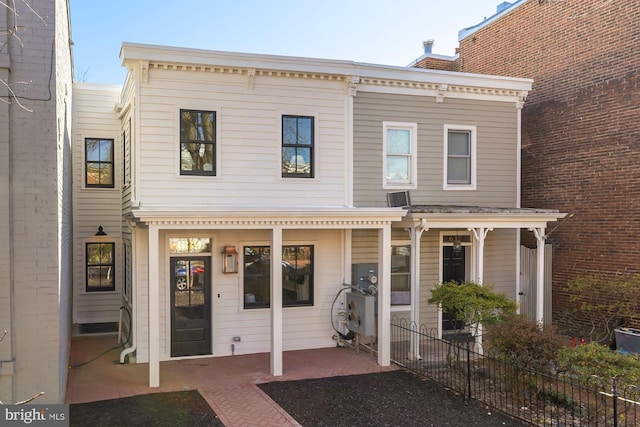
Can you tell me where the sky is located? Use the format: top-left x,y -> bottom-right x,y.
69,1 -> 504,85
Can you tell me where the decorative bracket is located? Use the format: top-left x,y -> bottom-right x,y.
140,61 -> 149,84
516,90 -> 528,109
246,68 -> 256,89
346,75 -> 360,97
436,83 -> 448,103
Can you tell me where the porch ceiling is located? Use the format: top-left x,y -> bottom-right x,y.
399,205 -> 566,229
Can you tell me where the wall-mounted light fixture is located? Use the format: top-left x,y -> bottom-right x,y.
450,233 -> 462,255
95,225 -> 107,236
222,246 -> 238,274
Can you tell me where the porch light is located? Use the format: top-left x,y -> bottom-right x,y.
95,225 -> 107,236
222,245 -> 238,274
451,235 -> 462,255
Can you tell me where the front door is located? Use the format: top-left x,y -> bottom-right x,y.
442,246 -> 466,331
170,257 -> 211,357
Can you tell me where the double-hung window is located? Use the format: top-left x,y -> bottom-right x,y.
85,138 -> 114,188
383,122 -> 417,189
243,245 -> 314,308
86,242 -> 115,292
444,125 -> 476,190
282,115 -> 313,178
180,109 -> 216,176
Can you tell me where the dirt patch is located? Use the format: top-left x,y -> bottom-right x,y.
70,390 -> 223,427
258,370 -> 527,426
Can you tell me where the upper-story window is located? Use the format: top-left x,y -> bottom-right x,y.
282,115 -> 313,178
85,138 -> 114,188
180,109 -> 216,176
383,122 -> 417,189
444,124 -> 476,190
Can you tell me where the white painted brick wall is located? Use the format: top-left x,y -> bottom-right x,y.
0,0 -> 73,404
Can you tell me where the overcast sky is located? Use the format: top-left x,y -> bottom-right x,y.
70,0 -> 504,84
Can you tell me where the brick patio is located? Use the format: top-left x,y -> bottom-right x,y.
66,335 -> 397,426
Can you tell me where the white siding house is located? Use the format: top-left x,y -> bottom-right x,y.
70,42 -> 564,387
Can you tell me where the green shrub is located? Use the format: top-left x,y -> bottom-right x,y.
485,314 -> 566,371
428,281 -> 517,334
557,342 -> 640,388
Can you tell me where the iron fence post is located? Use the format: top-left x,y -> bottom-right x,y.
466,342 -> 472,400
612,377 -> 618,427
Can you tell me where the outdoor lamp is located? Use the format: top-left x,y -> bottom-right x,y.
95,225 -> 107,236
222,245 -> 238,274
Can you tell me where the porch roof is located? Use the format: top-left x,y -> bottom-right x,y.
399,205 -> 566,229
129,206 -> 407,229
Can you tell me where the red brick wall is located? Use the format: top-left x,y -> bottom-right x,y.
429,0 -> 640,334
413,56 -> 458,72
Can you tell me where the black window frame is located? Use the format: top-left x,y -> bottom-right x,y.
281,115 -> 314,178
86,242 -> 116,292
243,245 -> 314,309
179,109 -> 217,176
85,138 -> 115,188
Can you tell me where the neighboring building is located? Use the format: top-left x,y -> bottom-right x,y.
0,0 -> 73,404
72,42 -> 563,387
413,0 -> 640,333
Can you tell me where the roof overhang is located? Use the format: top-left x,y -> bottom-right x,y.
398,206 -> 566,230
129,206 -> 407,229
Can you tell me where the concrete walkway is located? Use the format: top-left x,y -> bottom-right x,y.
66,335 -> 397,426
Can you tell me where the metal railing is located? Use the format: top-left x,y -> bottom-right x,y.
390,316 -> 640,426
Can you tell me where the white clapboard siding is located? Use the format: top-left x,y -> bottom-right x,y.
133,68 -> 348,207
72,83 -> 124,325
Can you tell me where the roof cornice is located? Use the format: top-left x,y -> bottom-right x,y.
120,42 -> 533,97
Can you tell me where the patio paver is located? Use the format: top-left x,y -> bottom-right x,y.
66,335 -> 397,426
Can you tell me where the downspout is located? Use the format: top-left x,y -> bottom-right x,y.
120,218 -> 137,363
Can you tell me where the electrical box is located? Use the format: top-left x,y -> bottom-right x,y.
352,263 -> 378,292
346,292 -> 376,336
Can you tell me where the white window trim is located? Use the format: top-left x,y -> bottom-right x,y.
383,121 -> 418,190
443,124 -> 477,191
175,106 -> 222,179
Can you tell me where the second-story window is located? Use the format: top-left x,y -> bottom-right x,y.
85,138 -> 114,188
444,124 -> 476,190
383,122 -> 417,189
180,109 -> 216,176
282,115 -> 313,178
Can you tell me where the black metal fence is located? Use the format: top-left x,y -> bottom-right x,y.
390,316 -> 640,426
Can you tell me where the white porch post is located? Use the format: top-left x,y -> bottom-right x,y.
469,227 -> 492,353
148,224 -> 160,387
270,226 -> 283,376
530,227 -> 546,325
378,225 -> 392,366
409,219 -> 427,360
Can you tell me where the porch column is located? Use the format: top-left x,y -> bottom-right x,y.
270,226 -> 283,376
409,219 -> 427,360
530,227 -> 546,325
468,227 -> 492,353
378,225 -> 392,366
469,227 -> 492,284
148,224 -> 160,387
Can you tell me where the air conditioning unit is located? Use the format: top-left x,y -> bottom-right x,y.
387,191 -> 411,207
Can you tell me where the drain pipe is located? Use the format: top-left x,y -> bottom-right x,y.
120,218 -> 137,364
